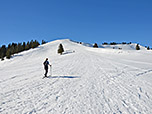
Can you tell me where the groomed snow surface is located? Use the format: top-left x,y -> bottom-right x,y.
0,39 -> 152,114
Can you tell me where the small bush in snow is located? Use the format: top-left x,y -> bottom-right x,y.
110,42 -> 117,45
42,40 -> 47,45
93,43 -> 98,48
147,46 -> 150,50
136,44 -> 140,50
102,42 -> 108,45
122,42 -> 127,44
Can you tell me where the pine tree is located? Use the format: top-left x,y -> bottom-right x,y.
0,45 -> 6,60
30,40 -> 34,48
58,44 -> 64,55
10,46 -> 14,55
6,48 -> 11,59
33,40 -> 40,48
0,39 -> 40,61
136,44 -> 140,50
42,40 -> 46,45
0,46 -> 3,60
1,53 -> 4,61
0,46 -> 2,59
25,41 -> 30,50
93,43 -> 98,48
12,43 -> 17,54
22,42 -> 26,51
147,46 -> 150,50
18,43 -> 23,53
103,42 -> 108,45
36,42 -> 39,47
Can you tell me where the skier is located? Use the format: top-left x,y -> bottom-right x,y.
43,58 -> 51,77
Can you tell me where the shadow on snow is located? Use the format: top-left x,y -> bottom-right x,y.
47,75 -> 80,79
62,50 -> 75,55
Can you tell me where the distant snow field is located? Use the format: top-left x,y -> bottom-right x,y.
0,39 -> 152,114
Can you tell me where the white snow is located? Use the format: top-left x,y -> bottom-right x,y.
0,39 -> 152,114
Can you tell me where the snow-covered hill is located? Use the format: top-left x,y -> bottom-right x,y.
0,39 -> 152,114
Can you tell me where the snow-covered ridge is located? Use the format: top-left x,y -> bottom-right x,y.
79,41 -> 146,50
0,39 -> 152,114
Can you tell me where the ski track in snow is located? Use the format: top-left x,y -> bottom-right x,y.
0,39 -> 152,114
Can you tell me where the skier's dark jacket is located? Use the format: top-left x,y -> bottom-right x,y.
43,60 -> 49,70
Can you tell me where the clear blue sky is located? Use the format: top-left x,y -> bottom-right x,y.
0,0 -> 152,47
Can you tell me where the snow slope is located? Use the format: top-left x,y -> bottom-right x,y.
0,39 -> 152,114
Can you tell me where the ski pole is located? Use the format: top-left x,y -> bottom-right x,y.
50,65 -> 52,76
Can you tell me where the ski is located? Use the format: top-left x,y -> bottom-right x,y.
42,75 -> 52,79
42,76 -> 48,79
